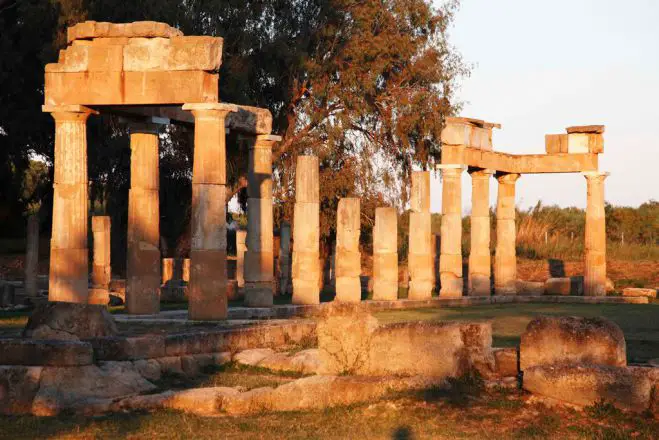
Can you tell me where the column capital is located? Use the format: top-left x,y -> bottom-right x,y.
468,168 -> 495,179
438,164 -> 465,179
583,171 -> 609,182
42,104 -> 97,122
253,134 -> 282,149
495,172 -> 521,184
183,103 -> 238,119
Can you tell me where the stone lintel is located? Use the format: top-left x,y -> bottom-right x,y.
459,147 -> 599,174
566,125 -> 605,134
468,167 -> 496,176
255,134 -> 282,142
435,164 -> 466,170
42,104 -> 98,115
446,116 -> 501,129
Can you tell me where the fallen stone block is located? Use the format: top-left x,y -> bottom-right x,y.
234,348 -> 276,366
23,302 -> 117,340
165,387 -> 239,416
622,288 -> 657,299
523,364 -> 657,413
520,316 -> 626,371
0,339 -> 93,366
545,277 -> 581,296
31,362 -> 156,416
516,280 -> 545,296
133,359 -> 162,381
0,366 -> 43,414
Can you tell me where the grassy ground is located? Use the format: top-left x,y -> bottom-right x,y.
376,303 -> 659,363
1,378 -> 657,439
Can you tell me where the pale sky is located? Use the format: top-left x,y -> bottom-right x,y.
429,0 -> 659,213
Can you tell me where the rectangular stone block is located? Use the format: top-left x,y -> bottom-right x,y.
293,202 -> 319,252
127,188 -> 160,248
191,119 -> 226,185
441,121 -> 471,146
545,134 -> 568,154
49,248 -> 88,303
0,366 -> 43,415
168,36 -> 223,71
408,212 -> 431,255
470,126 -> 492,150
123,37 -> 171,71
334,250 -> 361,278
408,279 -> 433,299
373,252 -> 398,282
411,171 -> 430,213
0,339 -> 93,366
440,214 -> 462,254
295,156 -> 319,203
188,249 -> 228,320
372,280 -> 398,301
292,251 -> 321,281
50,184 -> 87,250
439,254 -> 463,277
567,133 -> 590,154
335,277 -> 361,303
408,253 -> 433,281
373,207 -> 397,253
126,248 -> 161,314
468,274 -> 491,296
439,273 -> 463,297
45,70 -> 219,106
191,184 -> 227,251
243,250 -> 274,283
336,198 -> 360,252
292,278 -> 320,305
246,198 -> 273,251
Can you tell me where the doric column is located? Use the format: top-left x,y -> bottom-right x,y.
24,215 -> 39,298
236,230 -> 247,289
43,105 -> 96,303
439,165 -> 464,297
334,198 -> 361,302
244,134 -> 281,307
468,169 -> 494,296
494,173 -> 520,295
373,207 -> 398,301
584,172 -> 609,296
408,171 -> 433,299
279,222 -> 292,295
292,155 -> 320,305
183,103 -> 237,320
162,258 -> 175,286
89,215 -> 111,305
126,123 -> 161,314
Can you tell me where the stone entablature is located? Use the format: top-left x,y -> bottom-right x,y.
45,21 -> 221,106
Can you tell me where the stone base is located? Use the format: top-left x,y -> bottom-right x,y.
408,279 -> 433,300
468,274 -> 491,296
292,279 -> 320,305
334,277 -> 361,303
243,282 -> 274,307
188,250 -> 228,320
372,280 -> 398,301
23,302 -> 118,340
439,273 -> 463,297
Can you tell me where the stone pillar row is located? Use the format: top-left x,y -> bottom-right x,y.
278,222 -> 292,295
24,215 -> 39,298
494,173 -> 520,295
439,165 -> 464,297
89,215 -> 111,305
372,207 -> 397,300
468,169 -> 494,296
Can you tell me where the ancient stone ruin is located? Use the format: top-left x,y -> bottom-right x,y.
0,21 -> 656,420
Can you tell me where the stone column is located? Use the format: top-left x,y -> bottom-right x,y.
373,207 -> 398,301
439,166 -> 464,297
126,123 -> 161,314
468,169 -> 494,296
161,258 -> 175,285
236,230 -> 247,289
334,198 -> 361,302
43,105 -> 96,303
182,258 -> 190,283
408,171 -> 433,299
279,222 -> 292,295
584,172 -> 609,296
292,156 -> 320,305
183,103 -> 237,320
494,173 -> 520,295
24,215 -> 39,298
244,135 -> 281,307
89,216 -> 111,305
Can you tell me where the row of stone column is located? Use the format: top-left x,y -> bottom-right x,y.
288,157 -> 609,301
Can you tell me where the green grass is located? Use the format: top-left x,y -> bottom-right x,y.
375,303 -> 659,363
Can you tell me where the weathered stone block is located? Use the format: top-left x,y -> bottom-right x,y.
334,250 -> 361,278
191,184 -> 227,250
519,316 -> 626,371
408,212 -> 431,255
23,302 -> 117,340
373,252 -> 398,282
0,339 -> 93,366
334,277 -> 362,303
295,156 -> 319,203
188,249 -> 228,320
523,364 -> 656,413
373,207 -> 397,253
293,203 -> 320,252
545,134 -> 568,154
410,171 -> 430,213
168,36 -> 223,71
622,287 -> 656,299
493,347 -> 519,377
441,121 -> 471,146
292,251 -> 321,281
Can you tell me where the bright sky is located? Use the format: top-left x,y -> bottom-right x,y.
429,0 -> 659,213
